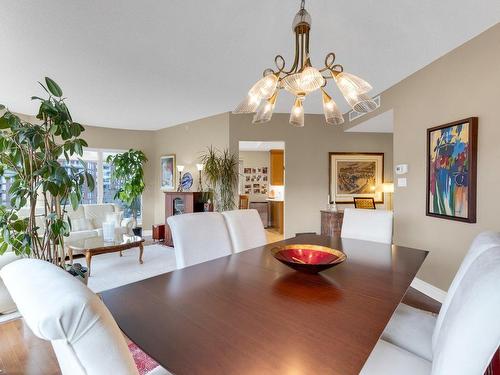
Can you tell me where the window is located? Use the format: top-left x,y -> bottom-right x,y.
102,151 -> 142,221
59,150 -> 99,205
0,170 -> 15,207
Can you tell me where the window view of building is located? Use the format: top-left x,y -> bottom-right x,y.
0,148 -> 141,221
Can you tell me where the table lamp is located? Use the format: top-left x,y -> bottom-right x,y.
196,163 -> 204,191
376,182 -> 394,211
176,165 -> 185,192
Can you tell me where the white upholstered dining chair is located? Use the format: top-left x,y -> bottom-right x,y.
360,242 -> 500,374
222,209 -> 267,253
167,212 -> 233,268
341,208 -> 393,244
0,259 -> 170,375
382,231 -> 500,361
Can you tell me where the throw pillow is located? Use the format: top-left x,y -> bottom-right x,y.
71,217 -> 93,232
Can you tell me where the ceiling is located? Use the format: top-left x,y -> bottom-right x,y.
345,110 -> 394,133
1,1 -> 499,130
239,141 -> 285,152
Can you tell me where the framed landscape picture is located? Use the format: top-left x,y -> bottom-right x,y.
426,117 -> 478,223
329,152 -> 384,203
160,154 -> 176,190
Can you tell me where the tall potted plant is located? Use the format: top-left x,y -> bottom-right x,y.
106,149 -> 147,236
0,77 -> 94,265
199,146 -> 239,212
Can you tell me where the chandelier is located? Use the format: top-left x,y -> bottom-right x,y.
233,0 -> 377,127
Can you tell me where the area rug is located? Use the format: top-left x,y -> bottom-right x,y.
128,342 -> 160,375
87,243 -> 176,293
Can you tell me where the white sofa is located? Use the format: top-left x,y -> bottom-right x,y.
17,203 -> 135,243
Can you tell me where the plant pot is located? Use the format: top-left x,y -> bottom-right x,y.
132,227 -> 143,237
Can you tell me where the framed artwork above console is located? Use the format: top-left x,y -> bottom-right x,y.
329,152 -> 384,204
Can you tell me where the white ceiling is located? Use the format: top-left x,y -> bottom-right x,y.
0,1 -> 499,130
345,110 -> 394,133
239,141 -> 285,152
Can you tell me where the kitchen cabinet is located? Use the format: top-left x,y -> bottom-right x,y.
270,150 -> 284,186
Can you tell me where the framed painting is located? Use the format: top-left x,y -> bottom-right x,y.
160,154 -> 176,190
329,153 -> 384,204
426,117 -> 478,223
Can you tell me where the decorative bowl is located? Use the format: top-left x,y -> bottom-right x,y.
271,244 -> 347,274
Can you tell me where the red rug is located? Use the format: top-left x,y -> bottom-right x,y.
128,342 -> 160,375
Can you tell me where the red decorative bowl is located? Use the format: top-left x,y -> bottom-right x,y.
271,244 -> 347,274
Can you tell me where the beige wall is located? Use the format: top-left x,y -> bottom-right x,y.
348,23 -> 500,290
239,151 -> 270,202
229,113 -> 394,238
151,113 -> 230,224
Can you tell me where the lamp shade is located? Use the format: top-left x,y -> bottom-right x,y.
196,164 -> 204,171
375,183 -> 394,193
289,98 -> 304,127
177,165 -> 185,172
321,89 -> 344,125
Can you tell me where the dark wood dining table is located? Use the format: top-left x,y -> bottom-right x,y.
101,234 -> 428,375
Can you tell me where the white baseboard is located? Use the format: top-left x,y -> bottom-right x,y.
410,277 -> 447,303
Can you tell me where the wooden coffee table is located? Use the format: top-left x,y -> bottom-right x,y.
67,234 -> 144,276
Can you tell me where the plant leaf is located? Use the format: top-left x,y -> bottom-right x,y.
45,77 -> 63,97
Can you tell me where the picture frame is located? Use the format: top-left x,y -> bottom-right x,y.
160,154 -> 176,190
426,117 -> 478,223
329,152 -> 384,204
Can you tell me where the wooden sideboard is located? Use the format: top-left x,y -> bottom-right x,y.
320,210 -> 344,237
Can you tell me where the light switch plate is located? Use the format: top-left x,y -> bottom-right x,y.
397,177 -> 407,187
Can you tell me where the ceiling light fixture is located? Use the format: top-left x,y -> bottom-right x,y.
233,0 -> 377,127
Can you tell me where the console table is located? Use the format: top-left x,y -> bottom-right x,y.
320,210 -> 344,237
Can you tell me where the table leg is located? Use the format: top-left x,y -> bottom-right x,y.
120,251 -> 123,257
68,248 -> 73,265
85,251 -> 92,277
139,243 -> 144,264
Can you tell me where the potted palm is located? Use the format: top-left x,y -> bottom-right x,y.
199,146 -> 239,212
106,150 -> 147,236
0,77 -> 94,266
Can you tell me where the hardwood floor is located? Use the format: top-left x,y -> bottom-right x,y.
265,228 -> 284,243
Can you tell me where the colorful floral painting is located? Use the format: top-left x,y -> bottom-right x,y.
427,118 -> 477,222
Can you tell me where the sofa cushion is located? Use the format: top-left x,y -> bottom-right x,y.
67,230 -> 99,243
83,204 -> 115,229
71,218 -> 93,232
106,212 -> 124,228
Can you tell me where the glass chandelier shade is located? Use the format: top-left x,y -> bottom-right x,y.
233,93 -> 261,114
282,66 -> 324,96
321,89 -> 344,125
248,74 -> 278,100
289,98 -> 304,127
334,72 -> 373,95
233,0 -> 377,126
253,91 -> 278,124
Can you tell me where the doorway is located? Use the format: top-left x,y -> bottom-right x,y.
238,141 -> 285,243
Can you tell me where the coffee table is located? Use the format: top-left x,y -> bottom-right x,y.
67,234 -> 144,276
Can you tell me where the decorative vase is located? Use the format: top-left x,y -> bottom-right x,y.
103,221 -> 115,242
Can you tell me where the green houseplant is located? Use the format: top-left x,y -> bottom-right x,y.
0,77 -> 94,265
199,146 -> 239,212
106,149 -> 147,236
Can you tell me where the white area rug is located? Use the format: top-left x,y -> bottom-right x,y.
0,244 -> 176,323
87,244 -> 176,293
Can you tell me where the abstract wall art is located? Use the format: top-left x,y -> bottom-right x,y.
426,117 -> 478,222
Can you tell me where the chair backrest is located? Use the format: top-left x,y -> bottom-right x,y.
0,259 -> 138,375
432,231 -> 500,350
431,246 -> 500,375
222,209 -> 267,253
340,208 -> 393,244
167,212 -> 233,268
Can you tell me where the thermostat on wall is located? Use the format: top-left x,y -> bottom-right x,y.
395,164 -> 408,175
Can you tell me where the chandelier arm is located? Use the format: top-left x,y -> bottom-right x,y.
284,32 -> 300,74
